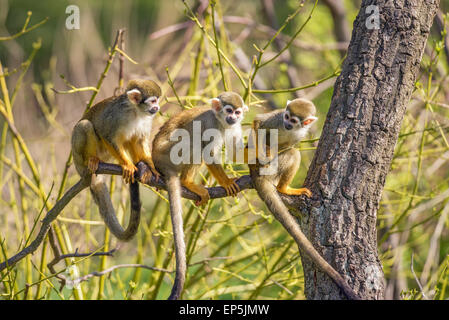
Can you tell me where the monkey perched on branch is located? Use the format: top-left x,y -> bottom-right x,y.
71,79 -> 161,241
152,92 -> 248,300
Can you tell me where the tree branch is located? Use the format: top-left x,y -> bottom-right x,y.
0,161 -> 306,273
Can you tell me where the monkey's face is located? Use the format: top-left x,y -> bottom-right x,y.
127,88 -> 160,115
284,99 -> 317,131
222,104 -> 245,125
283,110 -> 317,131
283,110 -> 301,130
211,92 -> 248,127
142,96 -> 160,114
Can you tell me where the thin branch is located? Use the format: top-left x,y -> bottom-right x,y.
165,67 -> 185,108
182,0 -> 248,89
47,248 -> 118,275
51,86 -> 99,94
62,256 -> 232,286
433,11 -> 449,67
410,252 -> 429,300
147,15 -> 349,52
261,0 -> 303,98
0,179 -> 89,272
0,12 -> 48,41
211,1 -> 228,91
259,0 -> 318,68
253,69 -> 340,94
0,161 -> 306,272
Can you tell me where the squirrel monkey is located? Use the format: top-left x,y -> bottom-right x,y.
71,79 -> 161,241
152,92 -> 248,300
248,99 -> 359,300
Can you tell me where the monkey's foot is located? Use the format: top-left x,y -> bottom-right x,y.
140,170 -> 152,184
122,163 -> 138,184
221,178 -> 240,197
87,157 -> 100,174
195,192 -> 210,207
183,182 -> 210,206
146,163 -> 161,183
278,186 -> 312,197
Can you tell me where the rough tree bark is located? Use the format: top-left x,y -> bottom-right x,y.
296,0 -> 440,299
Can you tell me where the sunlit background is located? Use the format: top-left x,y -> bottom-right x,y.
1,0 -> 449,300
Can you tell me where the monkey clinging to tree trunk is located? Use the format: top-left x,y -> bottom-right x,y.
248,98 -> 359,300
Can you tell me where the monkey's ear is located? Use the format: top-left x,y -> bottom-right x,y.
286,100 -> 292,108
243,104 -> 249,112
127,88 -> 142,105
210,98 -> 222,112
302,116 -> 318,126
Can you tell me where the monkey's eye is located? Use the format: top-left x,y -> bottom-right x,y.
149,98 -> 157,104
235,110 -> 241,115
225,107 -> 233,114
290,118 -> 298,124
284,113 -> 290,120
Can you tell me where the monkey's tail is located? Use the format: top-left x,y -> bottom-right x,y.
252,176 -> 360,300
90,174 -> 141,241
165,174 -> 186,300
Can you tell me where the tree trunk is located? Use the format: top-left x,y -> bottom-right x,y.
298,0 -> 440,299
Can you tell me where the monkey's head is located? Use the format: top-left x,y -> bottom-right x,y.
126,79 -> 162,115
211,92 -> 248,126
283,98 -> 317,131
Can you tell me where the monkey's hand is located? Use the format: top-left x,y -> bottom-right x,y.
122,163 -> 138,184
221,178 -> 240,197
278,186 -> 312,197
206,164 -> 240,197
88,156 -> 100,174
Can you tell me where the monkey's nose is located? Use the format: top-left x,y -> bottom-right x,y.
284,122 -> 293,130
149,106 -> 160,114
226,117 -> 236,125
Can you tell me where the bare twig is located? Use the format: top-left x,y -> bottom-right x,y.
434,11 -> 449,67
62,256 -> 232,286
0,11 -> 48,41
147,15 -> 349,52
0,179 -> 89,272
47,248 -> 118,275
261,0 -> 303,98
410,252 -> 429,300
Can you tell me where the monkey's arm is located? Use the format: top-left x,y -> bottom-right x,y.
206,164 -> 240,196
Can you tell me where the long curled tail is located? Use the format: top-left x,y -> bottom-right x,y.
90,174 -> 141,241
165,174 -> 186,300
252,176 -> 359,300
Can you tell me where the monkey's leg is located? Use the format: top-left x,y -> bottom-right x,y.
128,137 -> 160,182
71,120 -> 100,176
102,138 -> 137,184
206,164 -> 240,196
276,161 -> 312,197
180,166 -> 210,206
278,186 -> 312,197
